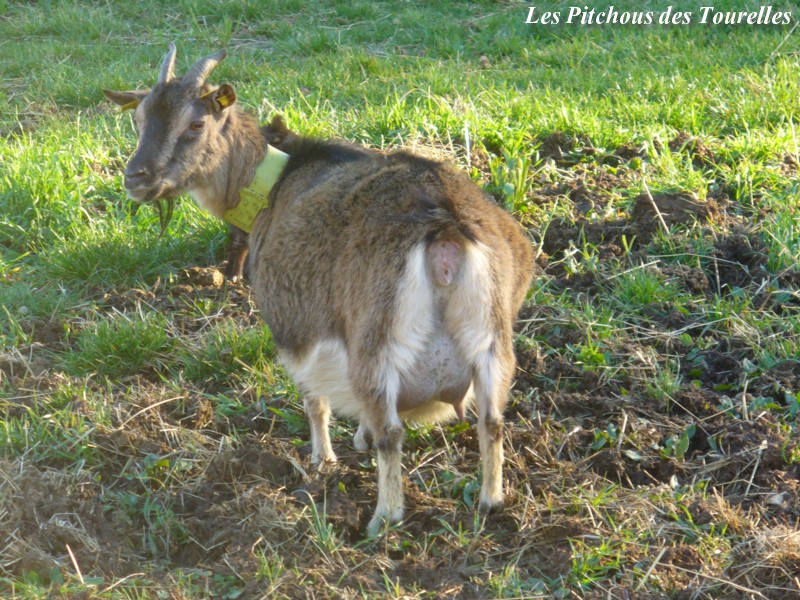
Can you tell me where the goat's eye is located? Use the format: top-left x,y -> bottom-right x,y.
189,120 -> 205,132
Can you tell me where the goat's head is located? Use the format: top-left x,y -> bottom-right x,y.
104,44 -> 236,224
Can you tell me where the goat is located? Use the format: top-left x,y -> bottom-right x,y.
104,45 -> 535,534
103,44 -> 294,281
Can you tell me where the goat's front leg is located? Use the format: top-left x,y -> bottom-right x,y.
473,334 -> 515,514
303,396 -> 337,466
224,225 -> 249,282
364,406 -> 405,536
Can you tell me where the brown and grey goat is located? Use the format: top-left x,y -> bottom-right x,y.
105,46 -> 535,534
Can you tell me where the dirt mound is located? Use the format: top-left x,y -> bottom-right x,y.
631,190 -> 720,240
0,461 -> 138,580
207,446 -> 298,483
538,164 -> 729,280
534,131 -> 597,165
709,230 -> 770,291
668,131 -> 717,167
613,141 -> 649,161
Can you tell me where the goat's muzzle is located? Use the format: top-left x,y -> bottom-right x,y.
123,163 -> 169,204
121,162 -> 176,234
123,166 -> 150,194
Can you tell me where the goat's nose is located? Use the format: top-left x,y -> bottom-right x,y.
124,166 -> 150,186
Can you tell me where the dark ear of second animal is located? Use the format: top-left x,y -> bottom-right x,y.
262,115 -> 296,149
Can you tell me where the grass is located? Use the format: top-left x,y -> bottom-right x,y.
63,310 -> 174,379
2,0 -> 800,598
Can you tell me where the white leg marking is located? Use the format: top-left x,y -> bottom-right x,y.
367,409 -> 405,536
303,396 -> 337,465
474,346 -> 511,513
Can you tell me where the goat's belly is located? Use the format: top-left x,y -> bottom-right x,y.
280,336 -> 472,424
279,339 -> 363,420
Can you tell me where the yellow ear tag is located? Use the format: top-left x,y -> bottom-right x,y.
120,100 -> 139,111
199,88 -> 234,108
216,90 -> 234,108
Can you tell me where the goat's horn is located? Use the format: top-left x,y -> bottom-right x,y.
183,48 -> 227,90
158,43 -> 177,84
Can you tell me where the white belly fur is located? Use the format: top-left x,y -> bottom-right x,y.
280,337 -> 473,425
280,338 -> 363,420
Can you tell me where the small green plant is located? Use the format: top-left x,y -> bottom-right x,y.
570,337 -> 610,371
266,405 -> 308,436
561,237 -> 602,277
487,564 -> 551,598
662,424 -> 696,461
434,511 -> 487,549
488,150 -> 535,213
302,491 -> 342,554
645,360 -> 683,405
785,390 -> 800,420
108,488 -> 189,560
591,423 -> 619,451
568,537 -> 624,590
610,266 -> 680,309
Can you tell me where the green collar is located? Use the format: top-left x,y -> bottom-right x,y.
223,144 -> 289,233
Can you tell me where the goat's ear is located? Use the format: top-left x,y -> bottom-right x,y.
103,89 -> 149,111
264,115 -> 296,147
268,115 -> 291,136
211,84 -> 236,112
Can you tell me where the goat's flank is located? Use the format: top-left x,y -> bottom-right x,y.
104,45 -> 535,534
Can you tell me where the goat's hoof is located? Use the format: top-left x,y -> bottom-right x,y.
366,509 -> 403,537
478,498 -> 504,515
225,270 -> 243,283
310,454 -> 338,469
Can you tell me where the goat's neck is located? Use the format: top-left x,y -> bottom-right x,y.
188,112 -> 266,219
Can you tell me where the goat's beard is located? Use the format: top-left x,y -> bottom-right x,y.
155,198 -> 176,237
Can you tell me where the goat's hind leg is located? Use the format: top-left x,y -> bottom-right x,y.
353,420 -> 371,451
304,396 -> 337,466
363,404 -> 405,535
473,335 -> 515,514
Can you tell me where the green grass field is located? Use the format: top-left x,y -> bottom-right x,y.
2,1 -> 800,598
